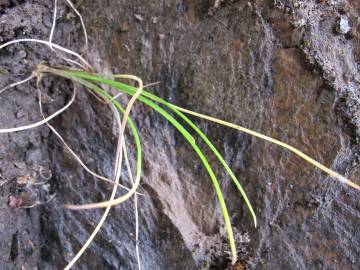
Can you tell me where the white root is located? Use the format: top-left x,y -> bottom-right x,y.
64,76 -> 143,270
36,81 -> 143,195
1,2 -> 143,268
0,74 -> 34,95
0,87 -> 76,133
65,0 -> 88,53
0,39 -> 91,69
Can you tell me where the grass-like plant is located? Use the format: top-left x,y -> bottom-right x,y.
35,64 -> 360,266
38,65 -> 253,265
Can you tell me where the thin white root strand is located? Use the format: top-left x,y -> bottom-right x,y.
48,0 -> 90,70
0,74 -> 34,95
0,174 -> 10,186
107,99 -> 142,269
49,0 -> 58,48
36,82 -> 142,195
64,74 -> 144,209
111,92 -> 124,102
143,81 -> 160,88
64,75 -> 143,270
65,0 -> 88,53
0,85 -> 76,133
48,119 -> 144,194
20,194 -> 56,209
123,134 -> 142,270
62,57 -> 89,70
63,99 -> 125,270
109,95 -> 142,270
0,39 -> 91,69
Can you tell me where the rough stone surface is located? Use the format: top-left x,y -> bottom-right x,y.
0,0 -> 359,269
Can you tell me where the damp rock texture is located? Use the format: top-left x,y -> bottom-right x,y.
0,0 -> 360,269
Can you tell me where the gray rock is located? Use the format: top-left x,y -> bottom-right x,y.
0,0 -> 359,269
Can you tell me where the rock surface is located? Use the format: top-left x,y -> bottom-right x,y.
0,0 -> 359,269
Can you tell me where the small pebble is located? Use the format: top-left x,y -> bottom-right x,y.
151,17 -> 158,24
9,195 -> 23,208
17,175 -> 29,186
134,14 -> 143,22
336,16 -> 351,35
14,161 -> 26,169
16,110 -> 25,119
17,50 -> 27,59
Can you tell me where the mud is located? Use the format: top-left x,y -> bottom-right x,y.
0,0 -> 359,269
